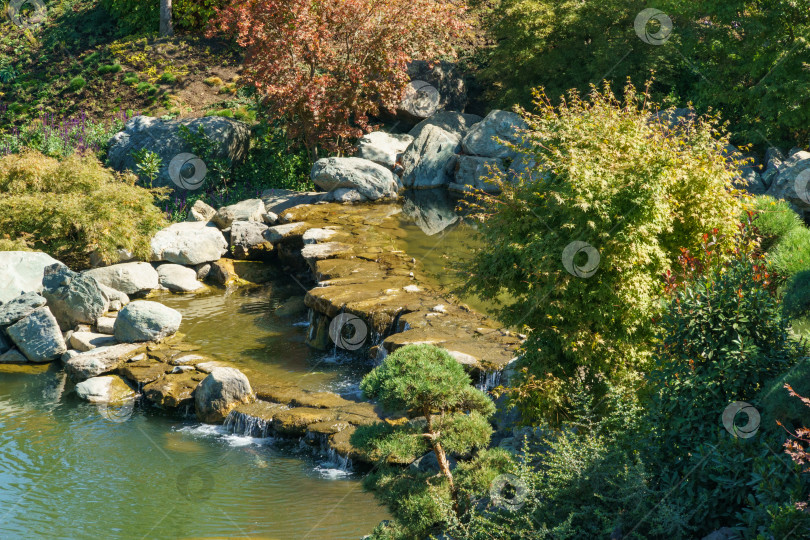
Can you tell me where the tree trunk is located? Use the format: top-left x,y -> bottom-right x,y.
159,0 -> 174,37
426,412 -> 459,515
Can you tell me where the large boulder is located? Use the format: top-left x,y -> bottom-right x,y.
6,307 -> 67,363
311,157 -> 399,201
229,221 -> 274,260
0,251 -> 65,303
150,221 -> 228,265
461,110 -> 528,159
212,199 -> 266,229
63,343 -> 144,380
407,60 -> 468,112
156,264 -> 206,293
0,292 -> 47,326
450,156 -> 506,195
396,80 -> 442,125
114,301 -> 182,343
409,111 -> 483,141
766,151 -> 810,215
107,116 -> 250,193
356,132 -> 414,170
84,262 -> 159,297
41,264 -> 109,331
401,125 -> 461,189
195,367 -> 254,423
75,375 -> 136,403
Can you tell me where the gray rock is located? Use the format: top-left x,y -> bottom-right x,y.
107,116 -> 250,193
212,199 -> 266,229
150,221 -> 228,265
42,265 -> 110,331
97,284 -> 130,312
7,307 -> 67,363
63,343 -> 144,380
84,262 -> 159,297
229,221 -> 274,260
192,263 -> 212,281
157,264 -> 205,293
356,132 -> 414,170
260,189 -> 327,215
407,60 -> 468,112
401,125 -> 460,189
302,228 -> 338,245
326,188 -> 366,203
396,80 -> 442,124
0,332 -> 10,354
402,189 -> 460,236
88,248 -> 135,269
185,199 -> 217,222
461,110 -> 528,158
0,251 -> 65,303
766,151 -> 810,211
263,212 -> 279,226
195,367 -> 254,423
74,374 -> 136,403
114,301 -> 182,343
409,111 -> 483,141
0,349 -> 27,364
0,292 -> 47,326
69,331 -> 118,352
453,155 -> 506,194
95,316 -> 117,335
311,157 -> 399,201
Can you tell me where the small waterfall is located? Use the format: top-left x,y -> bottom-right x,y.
374,345 -> 388,365
478,370 -> 503,391
224,410 -> 273,438
323,447 -> 352,472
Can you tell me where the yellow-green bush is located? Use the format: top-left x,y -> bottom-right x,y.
463,83 -> 745,423
0,151 -> 167,268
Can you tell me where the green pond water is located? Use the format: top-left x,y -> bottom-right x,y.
0,282 -> 389,540
0,197 -> 496,539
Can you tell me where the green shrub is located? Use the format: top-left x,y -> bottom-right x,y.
135,82 -> 158,95
98,63 -> 122,75
463,84 -> 744,423
205,108 -> 233,118
783,270 -> 810,319
122,74 -> 139,85
157,71 -> 177,84
0,151 -> 167,268
751,195 -> 805,251
647,243 -> 808,535
769,226 -> 810,278
68,76 -> 87,92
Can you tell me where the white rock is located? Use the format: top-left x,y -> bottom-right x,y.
0,251 -> 65,303
69,331 -> 118,352
74,375 -> 135,403
96,316 -> 117,335
84,262 -> 159,296
157,264 -> 205,293
185,200 -> 216,222
356,131 -> 413,170
150,221 -> 228,265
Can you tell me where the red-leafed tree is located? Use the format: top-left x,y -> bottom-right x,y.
209,0 -> 468,156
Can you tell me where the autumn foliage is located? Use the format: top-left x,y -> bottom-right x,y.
210,0 -> 468,154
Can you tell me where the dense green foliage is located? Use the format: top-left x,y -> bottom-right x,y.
479,0 -> 810,148
100,0 -> 227,34
0,150 -> 167,268
358,344 -> 495,530
463,85 -> 744,423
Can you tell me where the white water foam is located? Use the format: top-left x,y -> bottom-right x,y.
176,423 -> 273,447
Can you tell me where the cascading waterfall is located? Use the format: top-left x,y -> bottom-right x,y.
478,369 -> 503,391
224,410 -> 273,438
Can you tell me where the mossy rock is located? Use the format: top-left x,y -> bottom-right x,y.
272,407 -> 338,436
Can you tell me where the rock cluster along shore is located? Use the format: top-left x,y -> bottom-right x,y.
0,184 -> 520,463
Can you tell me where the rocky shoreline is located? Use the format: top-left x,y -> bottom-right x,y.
0,187 -> 519,467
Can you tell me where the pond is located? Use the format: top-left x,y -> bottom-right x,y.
0,283 -> 389,540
